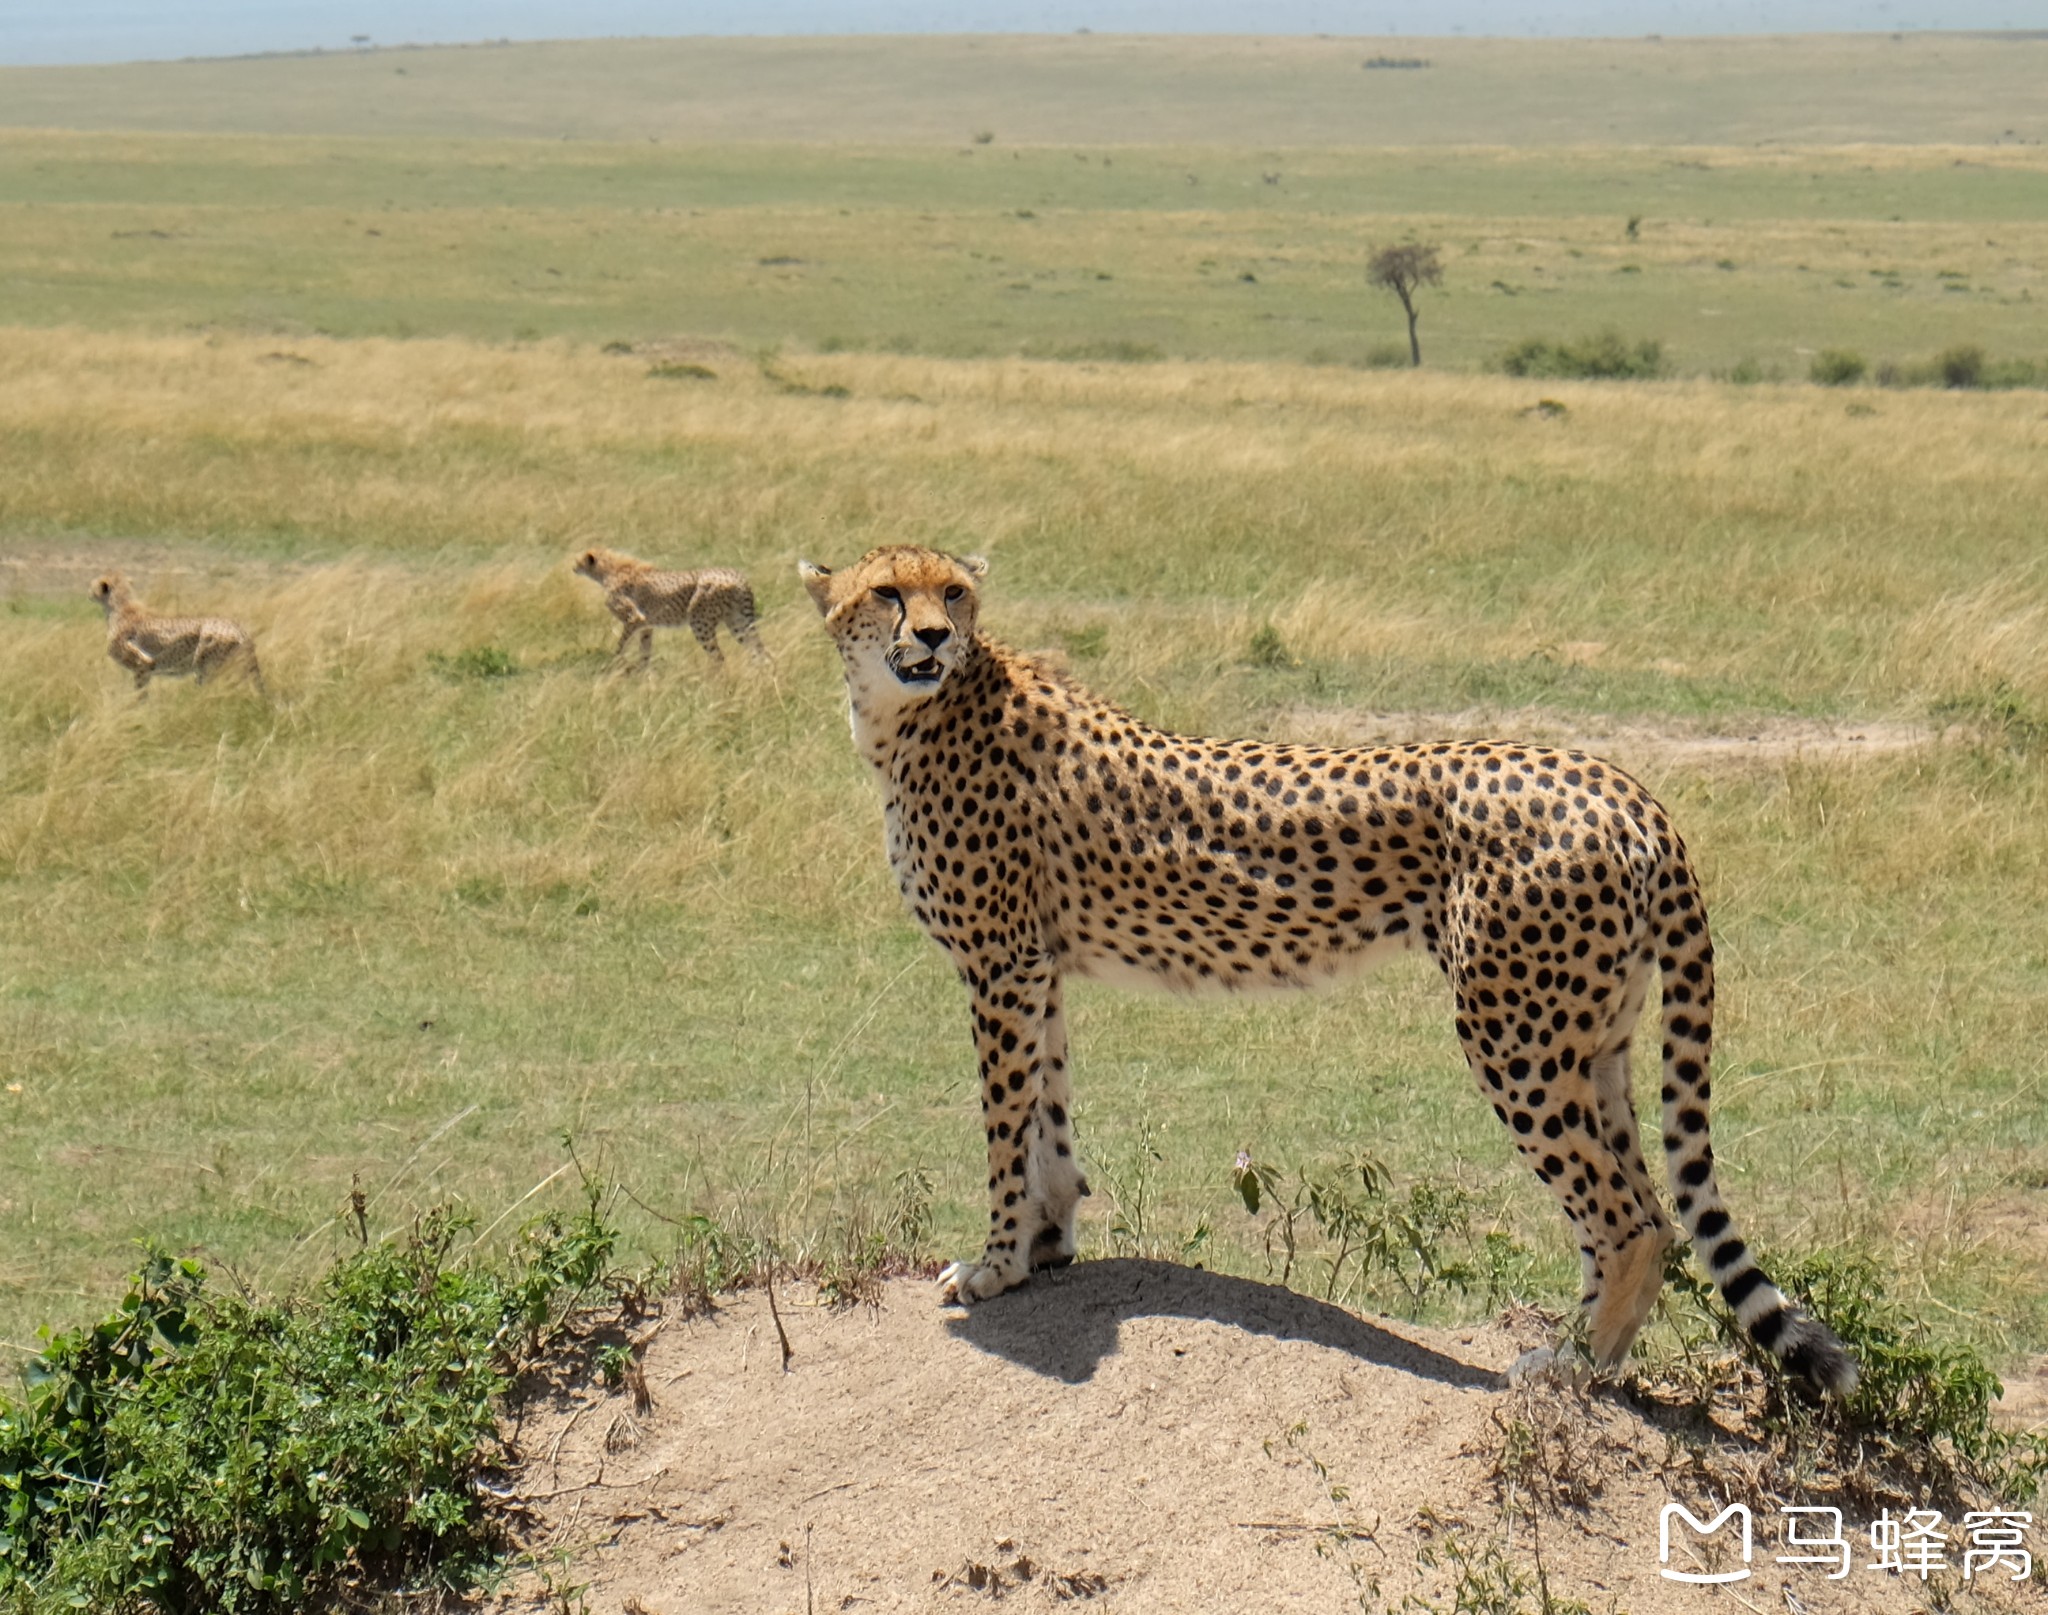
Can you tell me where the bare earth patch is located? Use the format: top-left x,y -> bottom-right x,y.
491,1265 -> 2033,1614
1282,707 -> 1944,767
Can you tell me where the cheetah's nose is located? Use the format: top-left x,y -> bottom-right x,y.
915,625 -> 951,650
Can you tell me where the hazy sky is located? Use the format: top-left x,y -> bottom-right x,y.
2,1 -> 2038,66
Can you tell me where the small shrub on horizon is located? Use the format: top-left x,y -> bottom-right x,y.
1028,337 -> 1164,363
1938,343 -> 1986,389
1810,349 -> 1867,386
1874,346 -> 2042,391
1496,330 -> 1663,381
646,360 -> 717,381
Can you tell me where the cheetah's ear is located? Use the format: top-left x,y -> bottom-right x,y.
958,555 -> 989,581
797,560 -> 836,616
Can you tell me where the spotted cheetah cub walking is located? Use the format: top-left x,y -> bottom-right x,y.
801,546 -> 1855,1395
91,572 -> 265,699
572,547 -> 766,669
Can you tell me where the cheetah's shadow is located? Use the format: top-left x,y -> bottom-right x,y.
943,1257 -> 1498,1390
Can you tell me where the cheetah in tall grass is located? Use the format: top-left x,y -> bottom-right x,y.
800,545 -> 1856,1394
572,547 -> 766,669
91,572 -> 265,699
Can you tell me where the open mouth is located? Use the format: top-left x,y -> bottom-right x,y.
893,655 -> 943,685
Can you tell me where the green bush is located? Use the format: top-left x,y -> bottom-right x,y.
1875,347 -> 2044,391
1810,349 -> 1866,386
0,1189 -> 623,1611
1937,343 -> 1986,389
1496,330 -> 1663,380
1668,1246 -> 2048,1503
1246,624 -> 1295,669
427,645 -> 519,680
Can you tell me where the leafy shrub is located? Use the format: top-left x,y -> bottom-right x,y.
1232,1152 -> 1532,1317
1667,1246 -> 2048,1503
1937,343 -> 1986,388
1496,330 -> 1664,380
1246,624 -> 1295,669
1026,337 -> 1163,363
646,360 -> 716,381
428,645 -> 519,679
1810,349 -> 1866,386
0,1190 -> 624,1610
1875,347 -> 2043,391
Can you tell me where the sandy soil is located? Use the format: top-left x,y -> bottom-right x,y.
490,1264 -> 2039,1615
1281,705 -> 1945,767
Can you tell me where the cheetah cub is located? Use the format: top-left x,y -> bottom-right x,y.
801,545 -> 1855,1396
91,572 -> 265,699
572,547 -> 766,670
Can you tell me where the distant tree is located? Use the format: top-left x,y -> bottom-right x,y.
1366,243 -> 1444,368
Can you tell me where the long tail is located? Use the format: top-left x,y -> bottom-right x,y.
1658,847 -> 1858,1396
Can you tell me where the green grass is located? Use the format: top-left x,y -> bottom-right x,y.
2,34 -> 2044,146
0,34 -> 2044,1387
1,335 -> 2044,1377
1,128 -> 2042,372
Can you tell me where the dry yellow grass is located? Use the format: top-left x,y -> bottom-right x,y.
1,325 -> 2043,1366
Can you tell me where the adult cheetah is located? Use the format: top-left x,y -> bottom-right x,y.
800,545 -> 1855,1394
91,572 -> 265,698
572,547 -> 766,669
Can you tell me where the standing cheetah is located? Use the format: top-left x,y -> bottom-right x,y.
91,572 -> 265,698
800,545 -> 1855,1394
572,547 -> 766,669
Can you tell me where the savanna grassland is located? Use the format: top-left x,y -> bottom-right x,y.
0,36 -> 2044,1389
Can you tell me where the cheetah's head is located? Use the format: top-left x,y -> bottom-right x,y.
798,546 -> 988,709
571,549 -> 610,582
89,573 -> 128,615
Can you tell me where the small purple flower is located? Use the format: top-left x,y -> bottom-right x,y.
1234,1149 -> 1252,1172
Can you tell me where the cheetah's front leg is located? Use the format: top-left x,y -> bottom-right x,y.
939,957 -> 1059,1305
110,636 -> 155,697
1025,973 -> 1087,1272
605,594 -> 650,668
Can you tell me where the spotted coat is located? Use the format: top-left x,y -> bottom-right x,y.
573,547 -> 766,668
800,547 -> 1856,1394
91,572 -> 264,698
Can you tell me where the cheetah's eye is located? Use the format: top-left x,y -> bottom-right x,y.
873,586 -> 902,604
944,585 -> 965,603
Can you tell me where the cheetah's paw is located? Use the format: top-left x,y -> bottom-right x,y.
1502,1344 -> 1592,1391
937,1257 -> 1030,1306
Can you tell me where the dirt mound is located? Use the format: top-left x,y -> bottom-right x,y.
491,1263 -> 2025,1614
